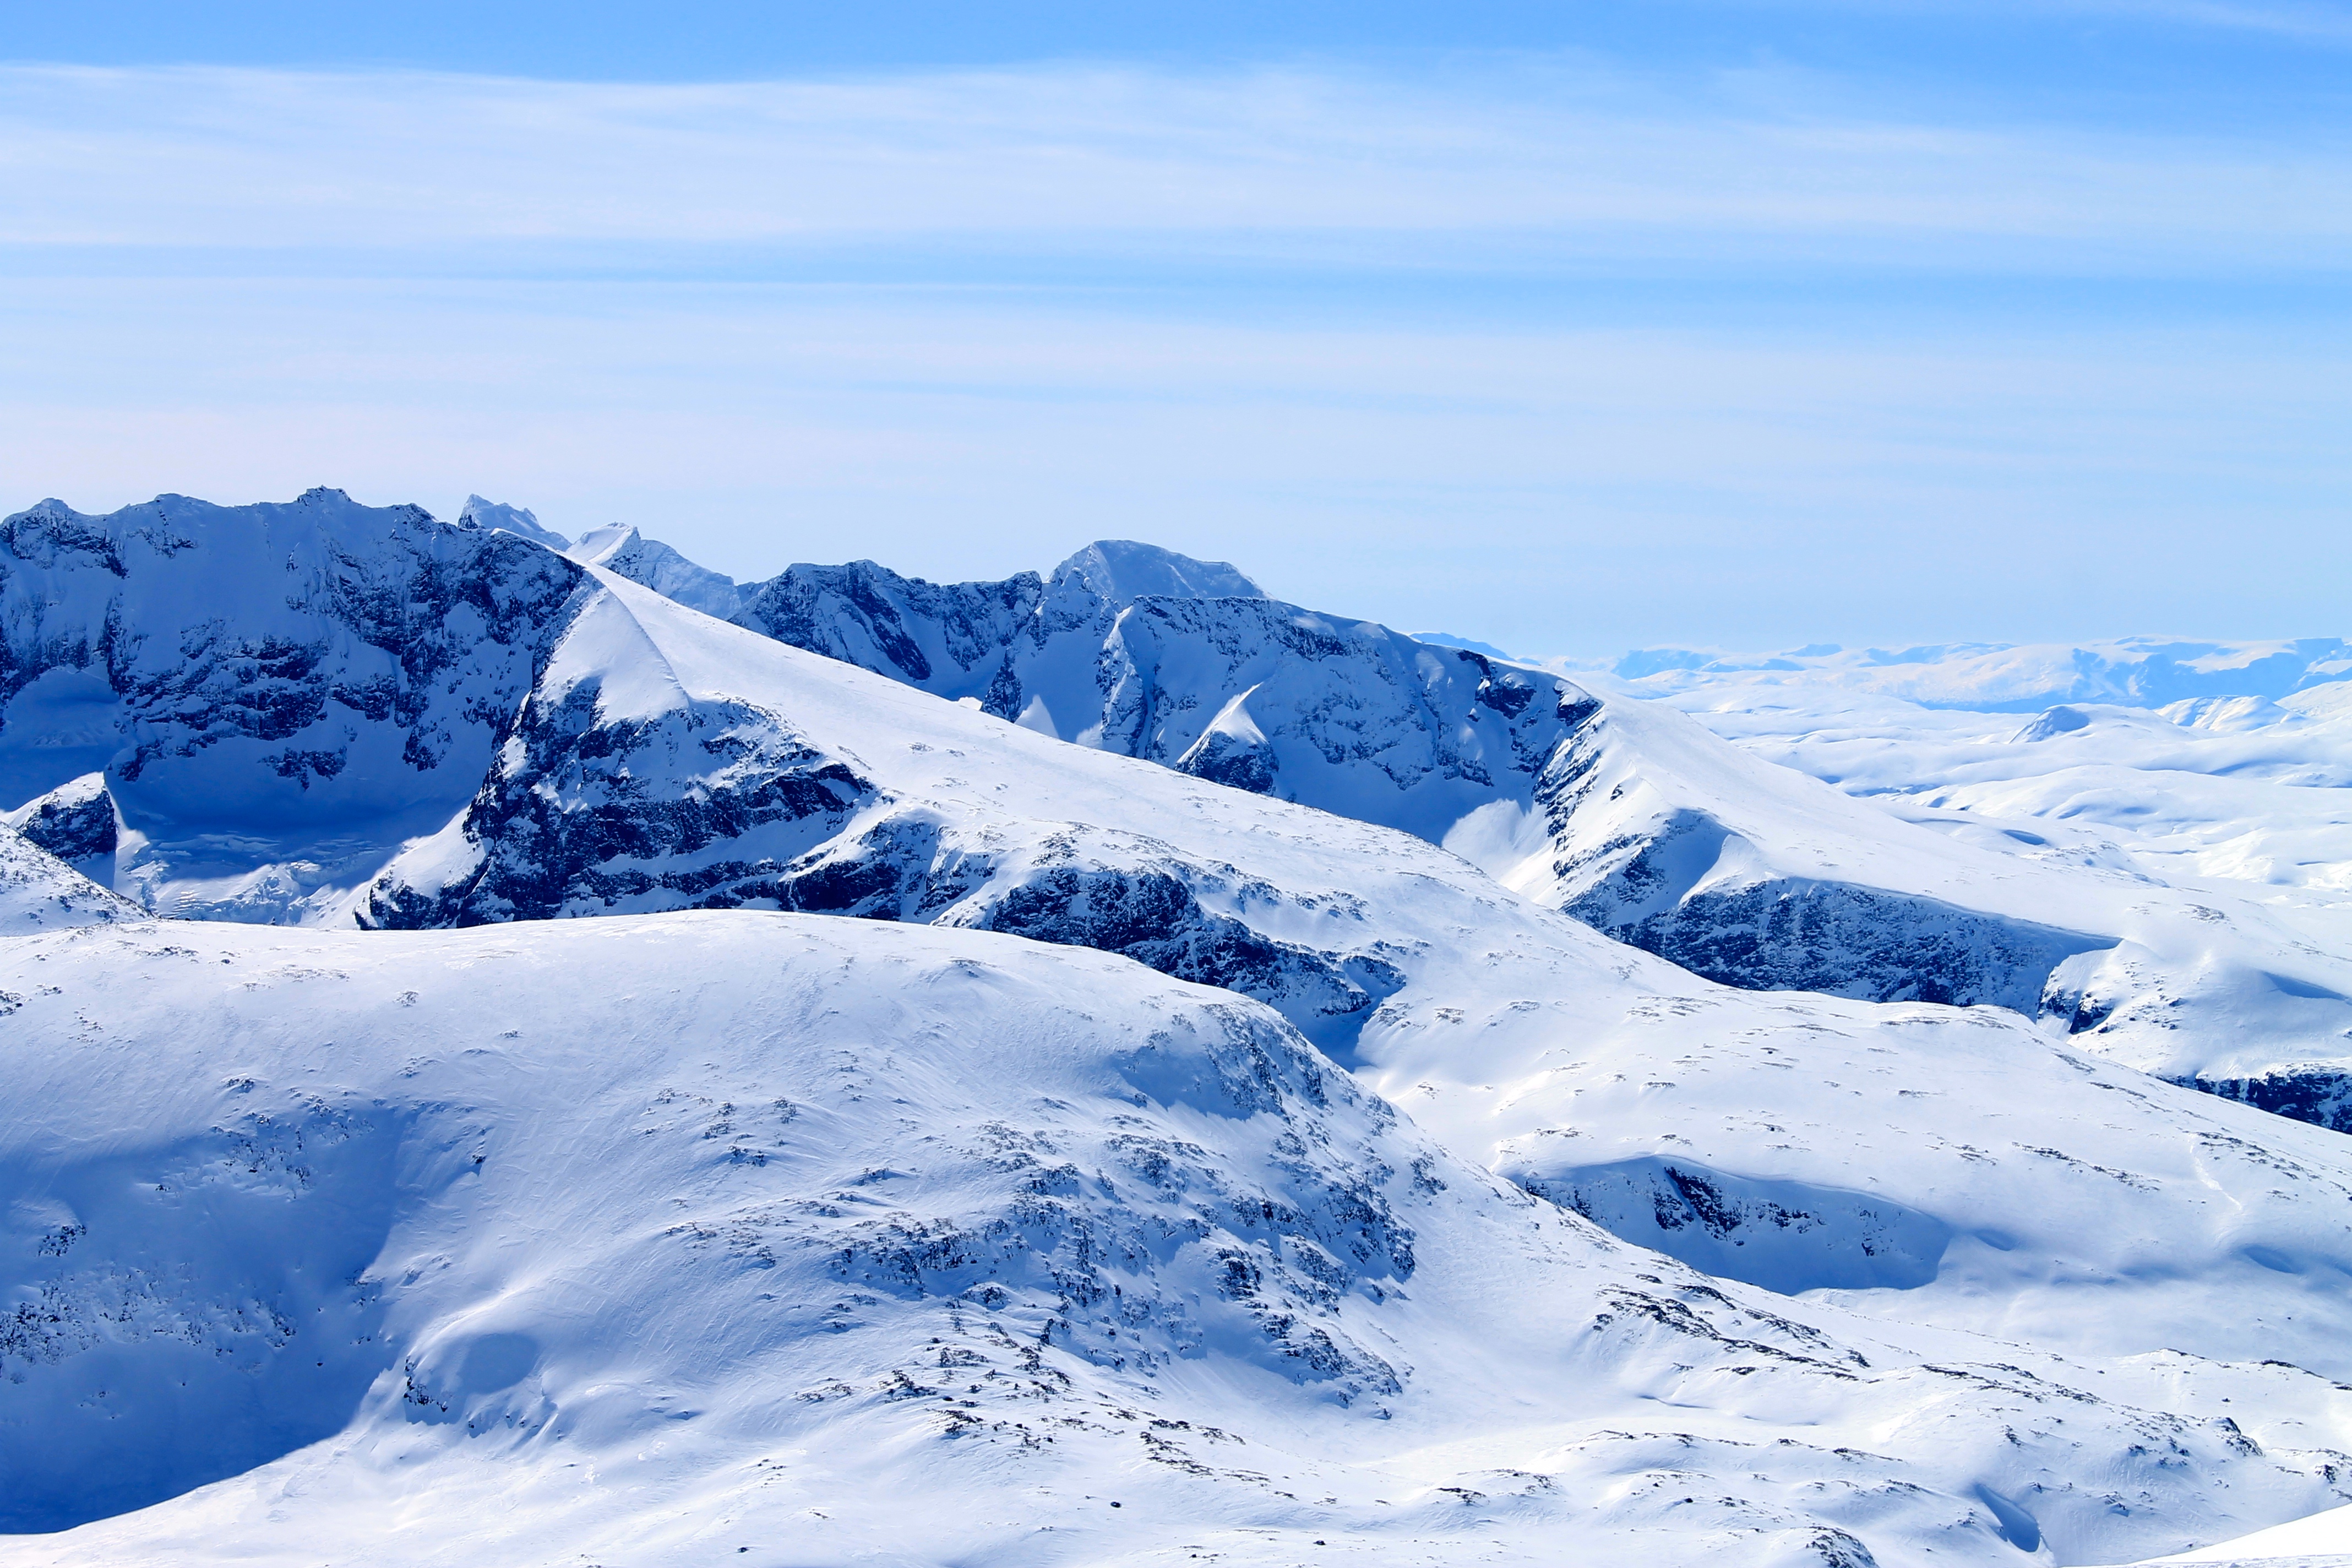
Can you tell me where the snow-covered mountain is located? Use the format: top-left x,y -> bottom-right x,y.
8,492 -> 2347,1135
9,908 -> 2352,1568
10,489 -> 2352,1562
0,490 -> 587,922
701,538 -> 1574,845
576,529 -> 2352,1135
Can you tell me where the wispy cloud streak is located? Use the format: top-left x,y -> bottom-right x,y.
0,63 -> 2346,269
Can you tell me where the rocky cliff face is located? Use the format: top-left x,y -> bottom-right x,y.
1,771 -> 116,878
356,577 -> 1428,1058
0,490 -> 590,919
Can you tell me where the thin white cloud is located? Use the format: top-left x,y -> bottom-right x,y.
0,62 -> 2345,265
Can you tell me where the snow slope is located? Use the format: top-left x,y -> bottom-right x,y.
0,823 -> 139,932
7,911 -> 2352,1567
601,532 -> 2352,1134
1572,664 -> 2352,1127
339,571 -> 2352,1393
2132,1499 -> 2352,1564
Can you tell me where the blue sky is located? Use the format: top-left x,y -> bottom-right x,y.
1,2 -> 2345,656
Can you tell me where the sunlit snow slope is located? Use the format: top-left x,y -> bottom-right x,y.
7,908 -> 2352,1568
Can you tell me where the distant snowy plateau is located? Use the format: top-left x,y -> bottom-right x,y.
7,491 -> 2352,1568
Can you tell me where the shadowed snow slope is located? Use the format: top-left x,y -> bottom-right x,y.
5,913 -> 2352,1567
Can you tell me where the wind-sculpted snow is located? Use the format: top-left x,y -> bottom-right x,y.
6,913 -> 2352,1566
0,491 -> 590,922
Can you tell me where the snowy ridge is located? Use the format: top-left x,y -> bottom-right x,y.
568,523 -> 744,619
596,530 -> 2352,1134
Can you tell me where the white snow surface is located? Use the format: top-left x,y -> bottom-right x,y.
6,911 -> 2352,1567
2130,1498 -> 2352,1563
1557,659 -> 2352,1103
456,494 -> 570,552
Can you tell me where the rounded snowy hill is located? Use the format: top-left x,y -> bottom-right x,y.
5,911 -> 2349,1567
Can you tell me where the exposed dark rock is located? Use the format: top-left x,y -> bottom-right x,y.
1521,1157 -> 1952,1294
1574,870 -> 2109,1011
2183,1070 -> 2352,1134
4,774 -> 116,865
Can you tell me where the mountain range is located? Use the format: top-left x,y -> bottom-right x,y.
5,489 -> 2351,1566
